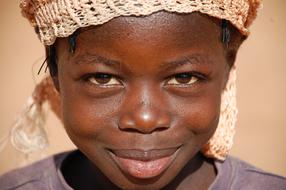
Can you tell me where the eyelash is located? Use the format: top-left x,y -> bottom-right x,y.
81,72 -> 206,87
166,72 -> 206,86
82,73 -> 122,87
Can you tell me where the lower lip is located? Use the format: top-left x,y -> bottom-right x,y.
109,150 -> 178,179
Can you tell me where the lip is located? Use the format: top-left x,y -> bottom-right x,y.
108,146 -> 181,179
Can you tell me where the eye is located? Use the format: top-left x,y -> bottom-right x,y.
167,73 -> 199,85
87,73 -> 121,86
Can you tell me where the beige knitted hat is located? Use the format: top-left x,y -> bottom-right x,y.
20,0 -> 261,45
13,0 -> 261,160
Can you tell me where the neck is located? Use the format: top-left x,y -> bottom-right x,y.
61,150 -> 120,190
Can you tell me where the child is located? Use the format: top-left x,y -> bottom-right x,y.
1,0 -> 286,189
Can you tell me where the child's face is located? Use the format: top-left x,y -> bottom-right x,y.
56,11 -> 230,189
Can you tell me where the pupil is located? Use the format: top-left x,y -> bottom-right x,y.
95,73 -> 111,84
175,73 -> 191,83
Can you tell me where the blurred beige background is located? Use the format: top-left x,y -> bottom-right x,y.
0,0 -> 285,177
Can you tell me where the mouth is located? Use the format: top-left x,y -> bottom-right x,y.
108,146 -> 181,179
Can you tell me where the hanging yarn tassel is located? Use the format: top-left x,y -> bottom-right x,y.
10,77 -> 60,154
10,96 -> 48,154
0,133 -> 9,153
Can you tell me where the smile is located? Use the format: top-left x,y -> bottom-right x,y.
108,146 -> 181,179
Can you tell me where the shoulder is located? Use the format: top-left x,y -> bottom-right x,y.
214,156 -> 286,190
0,151 -> 71,190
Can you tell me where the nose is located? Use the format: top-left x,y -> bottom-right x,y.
118,86 -> 171,134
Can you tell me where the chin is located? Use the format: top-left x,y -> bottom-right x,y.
92,143 -> 200,190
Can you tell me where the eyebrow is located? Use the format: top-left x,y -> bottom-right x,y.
161,54 -> 213,71
73,53 -> 212,71
73,53 -> 122,69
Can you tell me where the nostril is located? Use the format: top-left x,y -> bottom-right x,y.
118,106 -> 171,134
155,126 -> 169,132
119,127 -> 142,133
118,115 -> 136,130
118,113 -> 170,133
119,125 -> 169,134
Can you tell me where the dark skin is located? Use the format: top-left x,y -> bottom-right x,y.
51,11 -> 243,190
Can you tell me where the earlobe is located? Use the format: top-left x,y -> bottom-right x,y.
226,50 -> 237,68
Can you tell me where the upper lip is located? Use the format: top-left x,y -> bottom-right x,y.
109,146 -> 181,161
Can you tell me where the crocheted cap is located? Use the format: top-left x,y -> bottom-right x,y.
20,0 -> 261,46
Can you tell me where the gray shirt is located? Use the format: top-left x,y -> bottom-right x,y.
0,151 -> 286,190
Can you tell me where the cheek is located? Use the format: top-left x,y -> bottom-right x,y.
58,77 -> 123,143
170,90 -> 221,136
167,91 -> 221,159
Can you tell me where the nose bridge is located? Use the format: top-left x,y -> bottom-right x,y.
119,82 -> 171,133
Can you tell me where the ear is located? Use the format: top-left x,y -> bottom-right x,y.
223,50 -> 239,91
45,76 -> 62,119
45,45 -> 60,92
225,24 -> 247,67
222,27 -> 245,89
51,75 -> 60,92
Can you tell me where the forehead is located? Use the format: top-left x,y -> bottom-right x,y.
69,11 -> 221,49
57,11 -> 225,72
